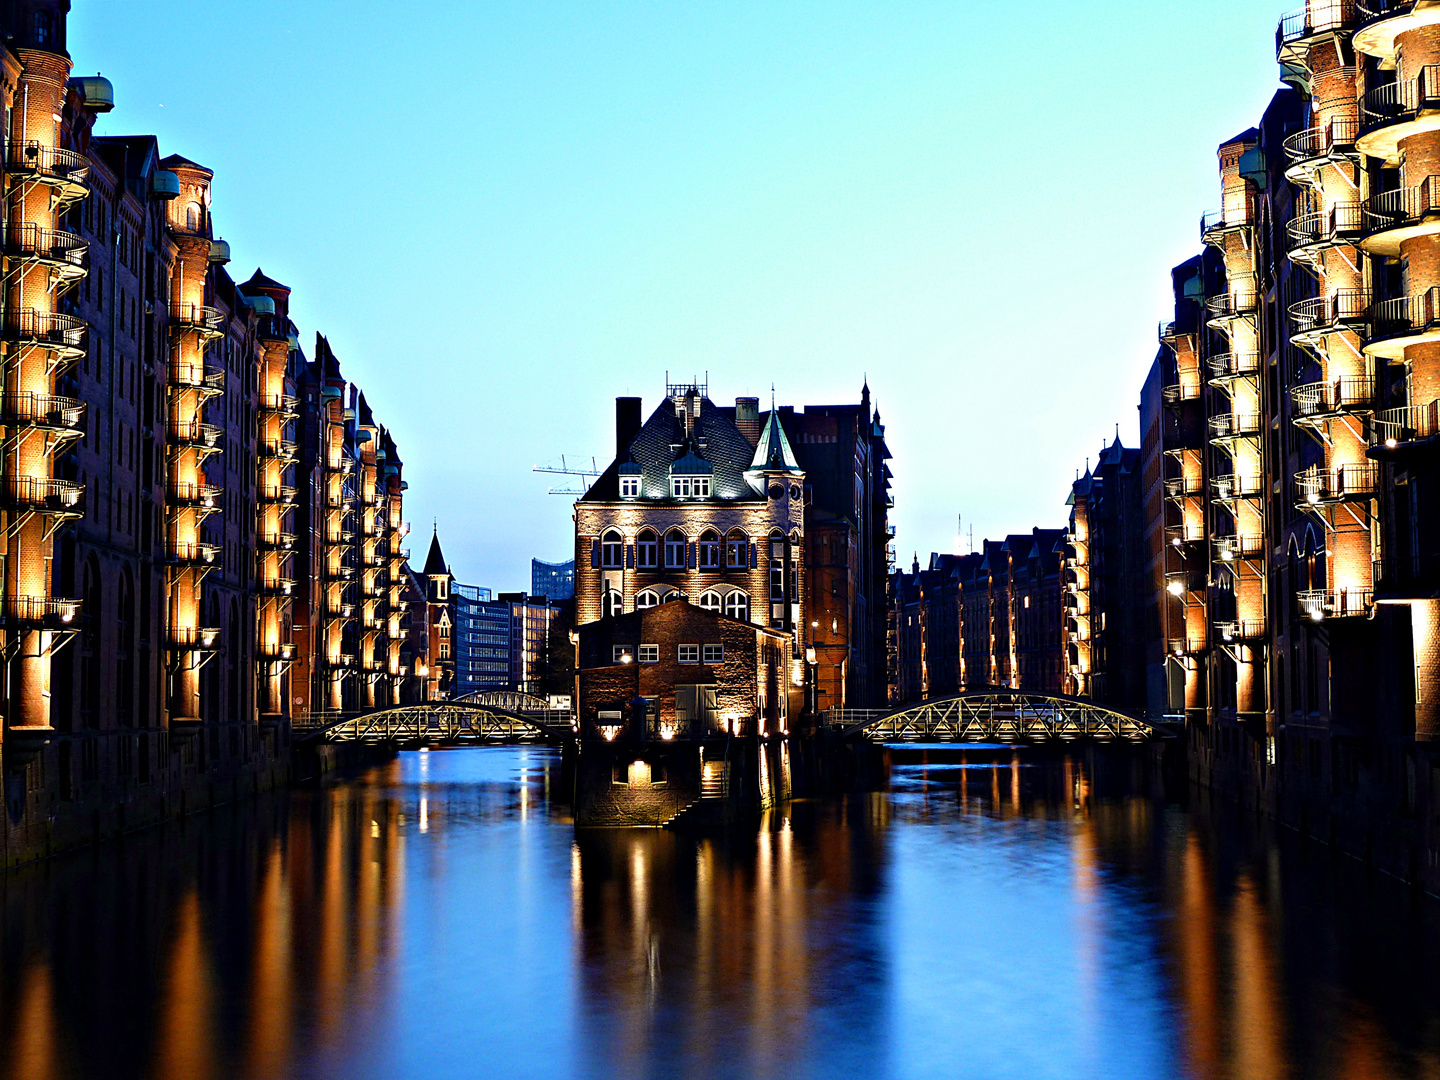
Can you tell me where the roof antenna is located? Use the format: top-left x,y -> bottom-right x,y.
770,383 -> 775,412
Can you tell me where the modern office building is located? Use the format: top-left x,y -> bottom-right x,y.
530,558 -> 574,601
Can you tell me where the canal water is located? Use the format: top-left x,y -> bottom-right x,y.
3,747 -> 1440,1080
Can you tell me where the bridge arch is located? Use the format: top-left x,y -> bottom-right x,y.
299,702 -> 571,746
836,689 -> 1161,743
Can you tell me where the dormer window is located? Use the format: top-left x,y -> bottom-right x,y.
621,475 -> 640,498
672,475 -> 710,498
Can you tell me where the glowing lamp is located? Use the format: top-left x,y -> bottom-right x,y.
1167,580 -> 1184,596
1386,438 -> 1398,449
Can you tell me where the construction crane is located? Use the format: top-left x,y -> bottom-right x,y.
533,454 -> 601,496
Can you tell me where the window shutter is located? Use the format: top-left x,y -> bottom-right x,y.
688,542 -> 696,569
626,544 -> 634,569
590,538 -> 600,568
750,543 -> 757,568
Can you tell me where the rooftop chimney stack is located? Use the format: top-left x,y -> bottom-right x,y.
735,397 -> 760,446
616,397 -> 642,459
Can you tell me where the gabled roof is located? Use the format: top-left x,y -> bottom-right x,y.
581,393 -> 760,502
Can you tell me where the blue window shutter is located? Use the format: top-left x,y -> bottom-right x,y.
688,542 -> 696,569
591,538 -> 600,568
626,544 -> 634,569
750,543 -> 757,568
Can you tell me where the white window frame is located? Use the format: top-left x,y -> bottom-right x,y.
612,645 -> 632,664
697,590 -> 723,613
639,644 -> 659,664
703,643 -> 724,664
620,474 -> 640,498
724,592 -> 750,622
699,532 -> 721,569
601,531 -> 624,569
602,589 -> 623,618
665,531 -> 687,568
636,590 -> 660,609
637,531 -> 658,569
671,476 -> 691,498
678,644 -> 700,664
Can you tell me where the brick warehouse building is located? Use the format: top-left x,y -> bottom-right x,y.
570,380 -> 889,823
1124,0 -> 1440,890
0,0 -> 427,866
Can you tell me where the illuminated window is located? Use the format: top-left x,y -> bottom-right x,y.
697,590 -> 723,612
612,645 -> 632,663
601,530 -> 623,569
703,644 -> 724,664
665,530 -> 687,569
620,474 -> 640,498
699,530 -> 721,569
637,529 -> 658,568
602,589 -> 622,618
639,644 -> 659,663
678,644 -> 700,664
636,590 -> 660,609
724,592 -> 750,622
726,531 -> 748,568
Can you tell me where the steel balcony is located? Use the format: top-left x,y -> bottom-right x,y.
1213,534 -> 1265,562
258,641 -> 296,661
1209,412 -> 1263,444
168,481 -> 222,509
3,594 -> 79,626
1291,376 -> 1375,423
258,531 -> 297,551
1276,1 -> 1357,63
171,362 -> 225,398
1288,289 -> 1368,344
259,392 -> 298,418
1295,462 -> 1379,505
1286,202 -> 1363,264
1298,587 -> 1373,620
1358,65 -> 1440,162
1164,476 -> 1204,500
169,626 -> 220,650
1282,113 -> 1360,182
1214,620 -> 1267,644
171,301 -> 225,339
259,483 -> 297,505
257,576 -> 294,597
4,142 -> 89,202
1360,175 -> 1440,255
168,540 -> 220,566
1162,381 -> 1201,406
1206,288 -> 1259,329
1,308 -> 85,360
0,391 -> 84,434
3,475 -> 83,514
1211,473 -> 1265,501
1,223 -> 87,284
1365,288 -> 1440,358
260,438 -> 297,461
1368,401 -> 1440,450
1201,208 -> 1252,247
167,420 -> 222,450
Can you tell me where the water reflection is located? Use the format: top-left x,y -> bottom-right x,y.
3,748 -> 1440,1078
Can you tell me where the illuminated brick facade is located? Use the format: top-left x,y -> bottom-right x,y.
0,0 -> 423,865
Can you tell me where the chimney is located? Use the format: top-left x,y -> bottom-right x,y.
616,397 -> 642,459
735,397 -> 760,446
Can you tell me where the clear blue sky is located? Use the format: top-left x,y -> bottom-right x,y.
72,1 -> 1286,590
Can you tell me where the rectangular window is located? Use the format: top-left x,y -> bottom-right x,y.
726,538 -> 746,568
620,475 -> 640,498
639,644 -> 659,664
678,644 -> 699,664
672,476 -> 690,498
694,476 -> 710,497
612,645 -> 632,664
703,644 -> 724,664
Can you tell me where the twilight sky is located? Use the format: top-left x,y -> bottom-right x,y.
72,1 -> 1284,591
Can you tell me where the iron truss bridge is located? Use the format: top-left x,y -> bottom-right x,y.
827,690 -> 1171,744
293,693 -> 574,747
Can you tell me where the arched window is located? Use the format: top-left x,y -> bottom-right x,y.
699,530 -> 721,569
636,590 -> 660,609
665,529 -> 687,569
698,590 -> 723,613
186,202 -> 202,233
725,592 -> 750,622
637,528 -> 658,569
726,530 -> 748,569
601,530 -> 624,569
602,589 -> 623,618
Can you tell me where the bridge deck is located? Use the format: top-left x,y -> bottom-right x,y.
828,692 -> 1169,744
